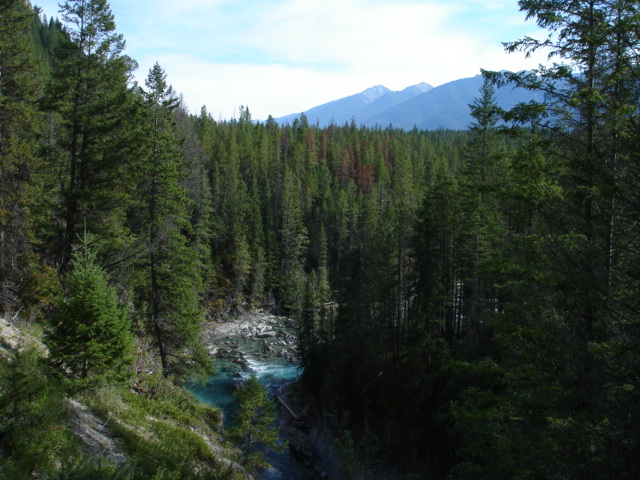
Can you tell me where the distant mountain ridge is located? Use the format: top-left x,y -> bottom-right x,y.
277,82 -> 433,127
276,75 -> 541,130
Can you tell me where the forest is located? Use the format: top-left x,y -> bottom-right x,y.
1,0 -> 640,478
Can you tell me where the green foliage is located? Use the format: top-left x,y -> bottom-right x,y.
0,0 -> 44,316
44,0 -> 143,271
336,427 -> 381,480
57,458 -> 134,480
227,375 -> 284,472
45,237 -> 134,385
0,344 -> 79,479
337,430 -> 360,480
131,62 -> 211,380
448,0 -> 640,477
5,0 -> 640,476
89,384 -> 235,480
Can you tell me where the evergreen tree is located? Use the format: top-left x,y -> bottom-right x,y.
45,0 -> 141,271
227,376 -> 283,472
31,13 -> 64,71
189,164 -> 216,303
45,236 -> 133,383
452,0 -> 640,476
280,164 -> 309,314
134,62 -> 210,379
0,0 -> 42,316
0,344 -> 78,477
457,78 -> 507,342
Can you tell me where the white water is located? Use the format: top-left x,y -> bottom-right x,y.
241,355 -> 302,388
191,352 -> 319,480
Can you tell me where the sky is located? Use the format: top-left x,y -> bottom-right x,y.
33,0 -> 548,121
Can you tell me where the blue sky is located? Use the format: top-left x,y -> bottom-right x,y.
34,0 -> 547,120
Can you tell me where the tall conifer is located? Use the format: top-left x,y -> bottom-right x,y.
456,0 -> 640,476
134,62 -> 210,379
45,0 -> 141,271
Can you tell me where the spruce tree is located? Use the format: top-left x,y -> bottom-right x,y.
45,236 -> 133,383
227,376 -> 283,472
134,62 -> 210,379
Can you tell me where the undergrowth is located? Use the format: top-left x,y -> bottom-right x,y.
86,372 -> 243,480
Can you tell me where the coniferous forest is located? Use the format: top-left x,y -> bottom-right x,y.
2,0 -> 640,478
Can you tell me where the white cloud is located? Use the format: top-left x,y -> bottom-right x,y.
251,0 -> 454,65
140,57 -> 372,119
36,0 -> 548,120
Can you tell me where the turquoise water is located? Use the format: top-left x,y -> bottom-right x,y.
191,355 -> 320,480
191,358 -> 241,417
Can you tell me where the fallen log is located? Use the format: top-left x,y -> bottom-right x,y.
276,395 -> 300,421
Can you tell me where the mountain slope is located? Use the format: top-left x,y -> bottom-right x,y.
277,75 -> 541,130
277,82 -> 433,126
366,74 -> 543,130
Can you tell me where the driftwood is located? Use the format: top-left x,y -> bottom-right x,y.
277,395 -> 301,421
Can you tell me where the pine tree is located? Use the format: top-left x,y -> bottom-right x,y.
280,165 -> 309,314
45,0 -> 141,271
189,164 -> 216,303
457,77 -> 507,341
389,135 -> 421,355
458,0 -> 640,476
0,1 -> 42,316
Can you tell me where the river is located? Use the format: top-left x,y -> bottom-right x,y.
191,313 -> 322,480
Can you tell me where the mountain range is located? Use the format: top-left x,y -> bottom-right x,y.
276,74 -> 542,130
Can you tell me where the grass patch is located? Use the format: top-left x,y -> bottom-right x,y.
86,378 -> 241,480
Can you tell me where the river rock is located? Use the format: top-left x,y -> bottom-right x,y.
203,309 -> 301,365
257,330 -> 277,338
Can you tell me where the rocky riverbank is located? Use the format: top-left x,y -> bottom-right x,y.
203,310 -> 299,367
